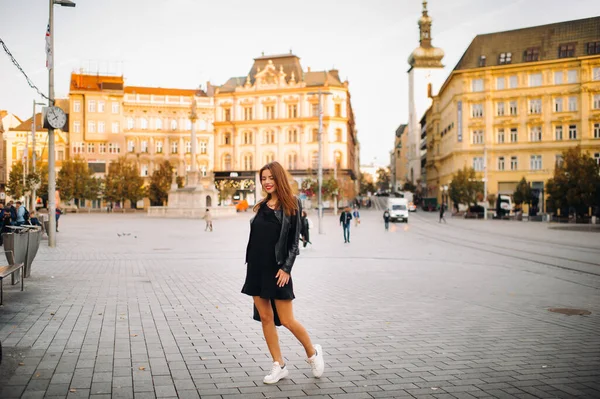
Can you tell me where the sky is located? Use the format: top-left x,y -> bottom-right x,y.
1,0 -> 599,167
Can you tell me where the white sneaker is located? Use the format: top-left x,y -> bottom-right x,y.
263,361 -> 289,384
307,344 -> 325,378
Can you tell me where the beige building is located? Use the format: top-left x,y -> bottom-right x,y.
425,17 -> 600,209
390,124 -> 408,191
213,53 -> 359,205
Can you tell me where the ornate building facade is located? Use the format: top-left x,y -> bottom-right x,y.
213,53 -> 359,205
425,17 -> 600,209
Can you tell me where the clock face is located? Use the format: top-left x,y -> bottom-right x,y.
47,106 -> 67,129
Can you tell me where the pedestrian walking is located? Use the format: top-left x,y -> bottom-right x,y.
55,207 -> 62,232
339,206 -> 353,243
300,210 -> 312,248
241,161 -> 324,385
439,203 -> 447,224
203,208 -> 213,231
352,206 -> 360,227
383,209 -> 391,230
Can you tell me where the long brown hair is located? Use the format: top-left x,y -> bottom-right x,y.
253,161 -> 298,216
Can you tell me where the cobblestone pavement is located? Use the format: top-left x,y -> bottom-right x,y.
1,210 -> 599,399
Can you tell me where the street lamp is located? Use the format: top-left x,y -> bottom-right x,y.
307,89 -> 332,234
47,0 -> 75,247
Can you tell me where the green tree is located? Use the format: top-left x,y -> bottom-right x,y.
104,157 -> 146,208
449,167 -> 483,209
57,158 -> 94,202
547,146 -> 600,217
513,177 -> 532,211
402,181 -> 417,192
376,167 -> 390,191
32,163 -> 49,207
148,160 -> 174,206
6,161 -> 26,199
358,173 -> 376,195
322,176 -> 340,199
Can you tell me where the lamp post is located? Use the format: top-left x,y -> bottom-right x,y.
31,101 -> 46,211
47,0 -> 75,247
307,89 -> 332,234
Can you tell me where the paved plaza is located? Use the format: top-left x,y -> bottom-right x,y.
0,209 -> 599,399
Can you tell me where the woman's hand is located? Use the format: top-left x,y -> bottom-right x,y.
275,269 -> 290,287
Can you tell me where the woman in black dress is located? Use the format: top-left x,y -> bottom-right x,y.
242,161 -> 324,384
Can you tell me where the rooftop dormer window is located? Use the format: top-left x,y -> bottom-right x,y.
498,52 -> 512,64
523,47 -> 540,62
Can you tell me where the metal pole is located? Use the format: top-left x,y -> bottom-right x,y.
31,100 -> 37,211
333,154 -> 338,216
317,90 -> 323,234
48,0 -> 57,246
483,138 -> 488,220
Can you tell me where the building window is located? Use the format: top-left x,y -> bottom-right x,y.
311,103 -> 319,117
200,140 -> 207,154
57,150 -> 64,161
127,117 -> 134,130
587,42 -> 600,55
530,126 -> 542,142
98,101 -> 105,113
243,154 -> 253,170
264,152 -> 275,164
112,102 -> 119,114
335,129 -> 343,142
155,118 -> 162,130
156,140 -> 163,154
498,52 -> 512,64
185,141 -> 191,154
558,43 -> 576,58
523,47 -> 540,62
472,103 -> 484,118
473,157 -> 484,171
498,156 -> 505,171
312,129 -> 318,142
334,103 -> 342,117
593,95 -> 600,110
264,105 -> 275,120
224,133 -> 231,145
98,121 -> 105,133
509,100 -> 518,115
88,121 -> 96,133
88,100 -> 96,112
141,140 -> 148,153
593,67 -> 600,81
509,75 -> 518,88
529,73 -> 542,87
510,128 -> 518,143
185,120 -> 192,131
311,151 -> 319,169
334,151 -> 342,169
171,141 -> 178,154
594,123 -> 600,139
243,131 -> 253,145
171,119 -> 178,130
530,155 -> 542,170
595,153 -> 600,166
496,77 -> 505,90
224,108 -> 231,121
287,153 -> 298,170
569,125 -> 577,140
200,164 -> 207,177
73,101 -> 81,112
128,140 -> 135,152
287,104 -> 298,118
566,70 -> 577,84
223,154 -> 232,170
472,130 -> 484,144
555,125 -> 563,140
554,71 -> 563,84
497,102 -> 505,116
478,56 -> 486,67
287,129 -> 298,143
72,142 -> 84,154
555,154 -> 564,167
497,128 -> 505,143
111,122 -> 119,133
529,99 -> 542,114
472,78 -> 484,92
99,143 -> 106,154
510,156 -> 518,170
141,118 -> 148,130
141,165 -> 148,177
108,143 -> 120,154
264,130 -> 275,144
73,121 -> 80,133
568,96 -> 577,112
243,107 -> 253,121
554,98 -> 563,112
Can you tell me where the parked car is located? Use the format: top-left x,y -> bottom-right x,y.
408,202 -> 417,212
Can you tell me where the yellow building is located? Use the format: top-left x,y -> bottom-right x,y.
390,124 -> 408,191
425,17 -> 600,210
213,53 -> 359,205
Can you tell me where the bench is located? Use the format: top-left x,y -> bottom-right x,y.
0,263 -> 24,305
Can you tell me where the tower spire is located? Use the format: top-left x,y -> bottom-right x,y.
419,0 -> 432,48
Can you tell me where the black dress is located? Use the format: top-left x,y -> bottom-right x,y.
242,203 -> 295,301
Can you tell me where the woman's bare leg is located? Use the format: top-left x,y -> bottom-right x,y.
253,297 -> 284,364
274,299 -> 316,358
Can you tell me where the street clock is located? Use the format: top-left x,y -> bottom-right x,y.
44,106 -> 67,130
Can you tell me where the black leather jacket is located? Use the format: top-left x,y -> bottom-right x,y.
246,198 -> 302,274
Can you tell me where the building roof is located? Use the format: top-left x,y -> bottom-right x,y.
454,16 -> 600,71
124,86 -> 207,97
70,73 -> 124,92
12,113 -> 47,132
395,124 -> 408,138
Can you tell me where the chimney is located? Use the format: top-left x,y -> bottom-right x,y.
307,67 -> 311,72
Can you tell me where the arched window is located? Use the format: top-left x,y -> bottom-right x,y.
334,151 -> 343,169
243,131 -> 253,145
243,154 -> 253,170
171,119 -> 178,130
265,152 -> 275,164
223,154 -> 232,170
155,118 -> 163,130
311,151 -> 319,169
287,152 -> 298,170
140,118 -> 148,130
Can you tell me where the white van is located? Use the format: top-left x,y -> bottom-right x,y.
388,198 -> 409,223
